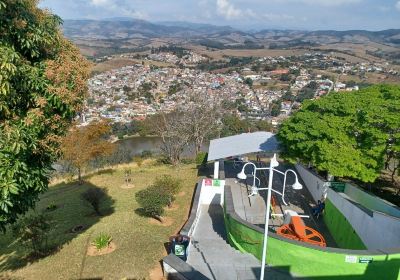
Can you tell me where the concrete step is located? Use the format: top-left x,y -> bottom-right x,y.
191,240 -> 236,251
188,251 -> 259,266
188,263 -> 254,280
189,246 -> 260,264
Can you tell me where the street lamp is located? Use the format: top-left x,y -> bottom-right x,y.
236,153 -> 303,280
237,162 -> 262,196
236,154 -> 302,204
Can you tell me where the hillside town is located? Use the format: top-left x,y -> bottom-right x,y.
83,50 -> 399,126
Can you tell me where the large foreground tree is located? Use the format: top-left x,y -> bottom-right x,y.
0,0 -> 90,229
278,85 -> 400,183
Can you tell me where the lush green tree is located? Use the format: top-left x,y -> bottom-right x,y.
0,0 -> 90,229
255,120 -> 273,132
270,101 -> 281,117
220,114 -> 251,136
244,78 -> 253,87
279,73 -> 291,82
278,85 -> 400,183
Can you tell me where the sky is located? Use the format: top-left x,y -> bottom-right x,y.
39,0 -> 400,31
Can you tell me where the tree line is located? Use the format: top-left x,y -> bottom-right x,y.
278,85 -> 400,188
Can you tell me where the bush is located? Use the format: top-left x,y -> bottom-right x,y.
195,152 -> 208,166
141,150 -> 153,158
135,186 -> 170,221
181,158 -> 194,164
12,214 -> 53,255
92,233 -> 112,250
82,188 -> 107,215
156,156 -> 171,165
134,156 -> 144,167
153,175 -> 182,196
46,203 -> 57,212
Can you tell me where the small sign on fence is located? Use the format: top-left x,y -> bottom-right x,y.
330,182 -> 346,192
345,255 -> 357,263
359,257 -> 373,264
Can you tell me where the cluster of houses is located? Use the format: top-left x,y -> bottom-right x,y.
82,49 -> 398,127
83,64 -> 279,125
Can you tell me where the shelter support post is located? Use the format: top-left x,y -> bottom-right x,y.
214,161 -> 219,179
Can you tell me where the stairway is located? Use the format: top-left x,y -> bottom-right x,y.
187,205 -> 293,280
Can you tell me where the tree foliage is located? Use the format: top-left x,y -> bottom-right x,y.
12,214 -> 53,255
135,175 -> 182,221
0,0 -> 90,229
61,121 -> 115,183
220,114 -> 273,137
149,111 -> 190,165
149,94 -> 221,164
181,94 -> 221,155
278,85 -> 400,183
135,186 -> 169,221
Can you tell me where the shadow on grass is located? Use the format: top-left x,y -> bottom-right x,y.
0,182 -> 115,272
134,208 -> 158,220
196,163 -> 213,178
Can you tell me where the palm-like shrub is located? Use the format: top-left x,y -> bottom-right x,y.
92,233 -> 112,250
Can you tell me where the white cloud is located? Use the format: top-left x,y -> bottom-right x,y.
396,1 -> 400,11
90,0 -> 109,7
89,0 -> 147,19
215,0 -> 263,20
272,0 -> 362,6
216,0 -> 242,19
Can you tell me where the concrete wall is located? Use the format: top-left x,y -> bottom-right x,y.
198,179 -> 225,205
329,189 -> 400,250
344,183 -> 400,219
323,198 -> 367,249
296,164 -> 400,250
295,164 -> 328,203
224,186 -> 400,280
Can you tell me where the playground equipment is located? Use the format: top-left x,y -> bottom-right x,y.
276,210 -> 326,247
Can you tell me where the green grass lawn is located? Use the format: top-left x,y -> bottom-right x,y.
0,161 -> 199,280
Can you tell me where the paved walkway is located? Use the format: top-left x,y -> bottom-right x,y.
187,204 -> 294,280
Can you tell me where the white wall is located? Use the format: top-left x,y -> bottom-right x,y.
295,164 -> 329,203
328,189 -> 400,249
296,164 -> 400,250
344,183 -> 400,219
199,179 -> 225,205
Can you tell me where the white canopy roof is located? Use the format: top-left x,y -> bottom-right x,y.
207,132 -> 280,161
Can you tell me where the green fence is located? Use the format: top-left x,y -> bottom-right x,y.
323,199 -> 367,250
224,187 -> 400,279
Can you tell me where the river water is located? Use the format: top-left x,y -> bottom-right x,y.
117,136 -> 209,158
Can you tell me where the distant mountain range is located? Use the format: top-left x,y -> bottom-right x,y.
62,18 -> 400,48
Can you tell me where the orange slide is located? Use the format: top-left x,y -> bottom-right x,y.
277,215 -> 326,247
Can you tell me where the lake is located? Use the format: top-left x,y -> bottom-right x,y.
117,136 -> 209,158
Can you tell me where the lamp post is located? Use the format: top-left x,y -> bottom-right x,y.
237,162 -> 261,196
237,157 -> 302,203
237,153 -> 303,280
